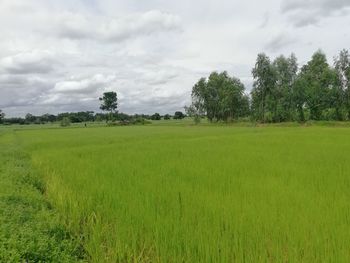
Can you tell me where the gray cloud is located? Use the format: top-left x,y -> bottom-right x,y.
259,12 -> 270,29
264,33 -> 297,52
0,75 -> 53,109
0,51 -> 57,74
55,10 -> 182,42
281,0 -> 350,27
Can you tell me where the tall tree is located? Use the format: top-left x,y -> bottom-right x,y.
298,50 -> 338,120
251,53 -> 276,122
272,54 -> 298,121
99,91 -> 118,122
191,77 -> 207,120
293,75 -> 307,122
335,49 -> 350,120
0,110 -> 4,123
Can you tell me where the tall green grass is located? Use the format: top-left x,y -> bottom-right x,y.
15,125 -> 350,262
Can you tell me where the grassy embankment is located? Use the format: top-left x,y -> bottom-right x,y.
0,130 -> 85,262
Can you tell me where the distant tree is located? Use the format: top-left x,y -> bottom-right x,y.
60,117 -> 71,127
25,113 -> 36,123
117,112 -> 130,121
191,71 -> 247,122
190,77 -> 207,121
238,95 -> 251,118
163,114 -> 171,120
185,105 -> 201,124
3,117 -> 25,125
272,54 -> 298,121
292,75 -> 307,122
0,110 -> 4,123
99,91 -> 118,122
95,114 -> 103,122
251,53 -> 276,122
335,49 -> 350,120
173,111 -> 185,119
151,113 -> 161,120
297,50 -> 338,120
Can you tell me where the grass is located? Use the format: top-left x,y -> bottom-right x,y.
3,122 -> 350,262
0,130 -> 86,262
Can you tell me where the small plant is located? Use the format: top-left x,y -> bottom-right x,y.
60,117 -> 71,127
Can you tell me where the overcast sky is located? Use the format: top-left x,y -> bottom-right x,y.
1,0 -> 350,117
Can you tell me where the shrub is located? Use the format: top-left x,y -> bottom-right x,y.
60,117 -> 71,127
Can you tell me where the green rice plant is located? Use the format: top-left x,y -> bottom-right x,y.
12,125 -> 350,262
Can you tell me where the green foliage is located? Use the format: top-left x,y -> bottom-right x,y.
298,51 -> 338,120
151,113 -> 161,120
173,111 -> 185,119
0,110 -> 4,123
60,117 -> 71,127
335,49 -> 350,119
14,125 -> 350,262
249,50 -> 350,123
163,114 -> 171,120
271,54 -> 298,122
191,71 -> 248,122
58,112 -> 94,123
0,132 -> 85,262
251,53 -> 276,122
99,91 -> 118,122
184,105 -> 202,124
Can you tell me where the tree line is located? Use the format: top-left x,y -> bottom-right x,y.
188,49 -> 350,123
1,49 -> 350,125
0,110 -> 186,125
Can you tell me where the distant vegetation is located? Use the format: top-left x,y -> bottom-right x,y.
0,111 -> 186,125
99,91 -> 118,122
188,49 -> 350,123
1,49 -> 350,126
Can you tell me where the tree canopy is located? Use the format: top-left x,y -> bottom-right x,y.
0,110 -> 4,123
99,92 -> 118,113
2,49 -> 350,125
190,71 -> 249,122
187,49 -> 350,123
99,91 -> 118,122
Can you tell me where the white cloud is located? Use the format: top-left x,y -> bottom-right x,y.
53,10 -> 182,42
54,74 -> 116,93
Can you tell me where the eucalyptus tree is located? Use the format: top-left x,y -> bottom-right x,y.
335,49 -> 350,120
272,53 -> 298,121
251,53 -> 276,122
298,51 -> 338,120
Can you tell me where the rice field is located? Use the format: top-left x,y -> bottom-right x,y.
9,124 -> 350,262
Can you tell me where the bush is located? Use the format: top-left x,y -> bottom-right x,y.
151,113 -> 161,120
163,114 -> 171,120
174,111 -> 185,119
60,117 -> 71,127
132,118 -> 151,125
194,115 -> 201,124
